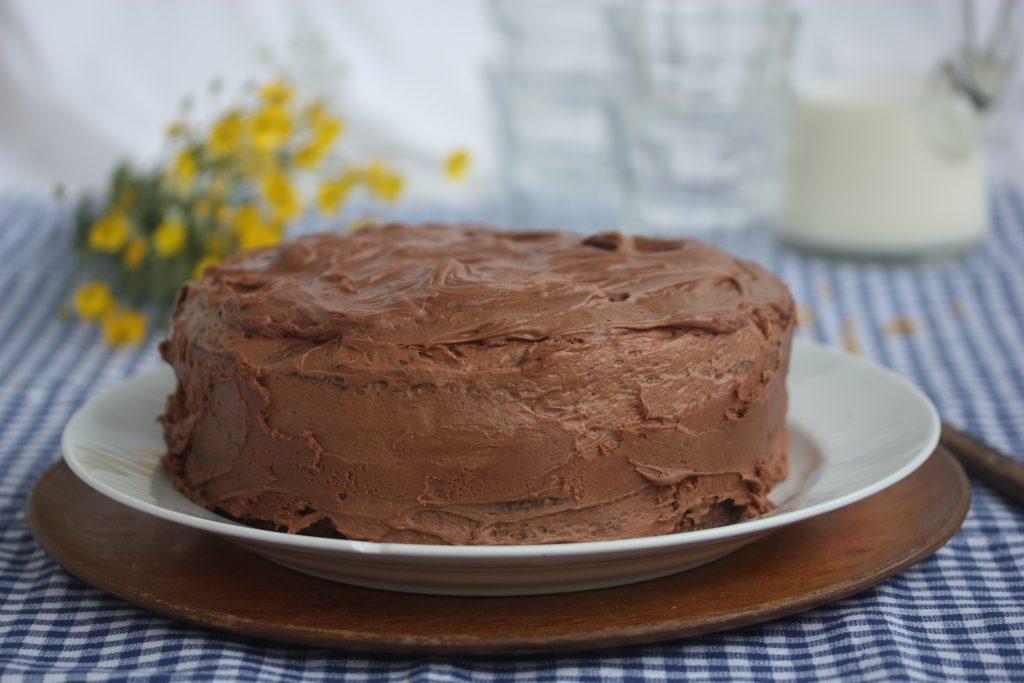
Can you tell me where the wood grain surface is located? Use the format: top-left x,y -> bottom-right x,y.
27,448 -> 969,655
942,422 -> 1024,507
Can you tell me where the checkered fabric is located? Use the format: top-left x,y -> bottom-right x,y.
1,187 -> 1022,682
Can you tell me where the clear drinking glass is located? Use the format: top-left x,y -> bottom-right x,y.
489,0 -> 627,230
613,0 -> 798,236
489,66 -> 624,230
489,0 -> 628,79
489,0 -> 796,234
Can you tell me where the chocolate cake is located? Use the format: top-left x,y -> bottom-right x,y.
160,225 -> 795,545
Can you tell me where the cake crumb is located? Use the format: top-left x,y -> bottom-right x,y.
842,317 -> 861,355
884,316 -> 918,336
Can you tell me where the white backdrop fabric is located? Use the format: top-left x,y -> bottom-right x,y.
0,0 -> 1021,202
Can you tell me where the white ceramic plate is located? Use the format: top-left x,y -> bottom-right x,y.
63,339 -> 939,596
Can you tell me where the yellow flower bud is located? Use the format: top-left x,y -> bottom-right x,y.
317,173 -> 357,215
313,115 -> 344,149
294,144 -> 327,169
294,113 -> 343,169
444,148 -> 472,182
231,204 -> 262,238
73,281 -> 116,321
248,104 -> 292,151
122,237 -> 149,270
88,211 -> 131,253
366,162 -> 404,203
259,78 -> 294,106
101,308 -> 148,347
238,223 -> 281,250
261,170 -> 300,222
208,111 -> 243,156
230,204 -> 280,250
153,217 -> 188,258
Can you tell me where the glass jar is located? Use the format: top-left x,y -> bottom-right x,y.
778,0 -> 1021,258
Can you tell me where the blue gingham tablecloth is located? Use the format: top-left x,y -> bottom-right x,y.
1,187 -> 1023,682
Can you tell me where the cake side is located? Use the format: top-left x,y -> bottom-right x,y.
160,225 -> 795,545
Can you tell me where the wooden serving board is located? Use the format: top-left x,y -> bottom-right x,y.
27,448 -> 969,655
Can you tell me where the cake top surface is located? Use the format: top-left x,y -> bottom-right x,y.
186,224 -> 793,347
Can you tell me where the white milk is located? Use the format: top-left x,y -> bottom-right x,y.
780,80 -> 989,257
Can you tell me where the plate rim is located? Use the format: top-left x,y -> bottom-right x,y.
62,338 -> 940,561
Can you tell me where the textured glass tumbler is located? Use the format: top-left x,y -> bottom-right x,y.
613,0 -> 797,235
489,0 -> 627,231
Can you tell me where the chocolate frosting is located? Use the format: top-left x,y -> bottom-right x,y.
161,224 -> 795,544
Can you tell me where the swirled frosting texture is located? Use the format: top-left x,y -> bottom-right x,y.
160,224 -> 795,544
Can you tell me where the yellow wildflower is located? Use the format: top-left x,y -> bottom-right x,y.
230,204 -> 280,250
366,162 -> 404,202
238,223 -> 281,250
261,170 -> 301,222
88,211 -> 131,252
259,78 -> 293,106
316,172 -> 358,214
444,148 -> 472,181
122,237 -> 148,270
73,281 -> 115,321
313,115 -> 344,148
193,255 -> 221,280
239,148 -> 278,176
294,143 -> 327,169
101,308 -> 148,347
248,104 -> 291,151
295,113 -> 344,170
171,149 -> 198,189
208,111 -> 243,156
230,204 -> 262,238
153,217 -> 188,257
